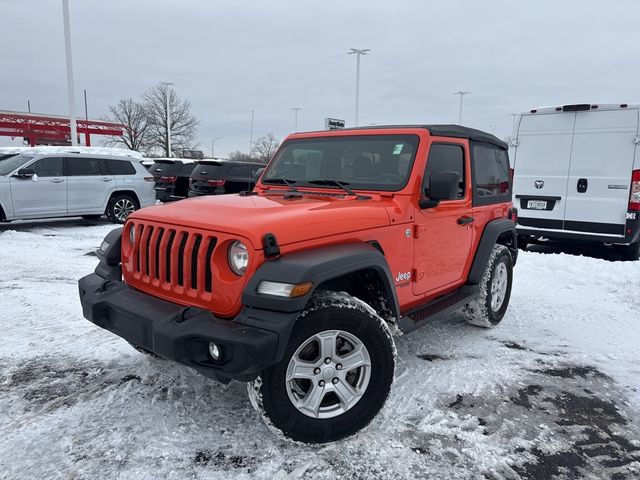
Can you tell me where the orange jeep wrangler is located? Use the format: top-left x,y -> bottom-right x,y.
79,125 -> 517,443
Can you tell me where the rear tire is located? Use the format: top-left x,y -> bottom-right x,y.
106,194 -> 138,224
248,291 -> 395,443
622,241 -> 640,261
463,244 -> 513,328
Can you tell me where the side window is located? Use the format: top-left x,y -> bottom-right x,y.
30,157 -> 63,177
423,144 -> 465,199
67,157 -> 104,176
471,143 -> 511,204
180,163 -> 195,175
105,159 -> 136,175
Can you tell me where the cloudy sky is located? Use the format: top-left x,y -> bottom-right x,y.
1,0 -> 639,156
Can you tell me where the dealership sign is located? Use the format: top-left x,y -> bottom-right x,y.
325,117 -> 345,130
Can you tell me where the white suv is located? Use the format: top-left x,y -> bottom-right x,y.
0,152 -> 155,224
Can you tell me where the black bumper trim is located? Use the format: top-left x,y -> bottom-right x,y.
79,273 -> 284,382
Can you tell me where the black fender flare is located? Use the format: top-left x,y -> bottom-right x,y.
467,218 -> 517,285
242,242 -> 400,319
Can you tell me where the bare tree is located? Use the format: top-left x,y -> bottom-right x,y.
228,150 -> 256,162
251,133 -> 280,163
143,83 -> 199,156
105,98 -> 149,151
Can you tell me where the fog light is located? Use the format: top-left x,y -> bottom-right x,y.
208,342 -> 221,361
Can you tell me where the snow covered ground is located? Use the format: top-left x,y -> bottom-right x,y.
1,219 -> 639,479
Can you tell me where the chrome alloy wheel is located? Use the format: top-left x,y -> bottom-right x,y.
113,198 -> 136,221
285,329 -> 371,419
490,262 -> 508,312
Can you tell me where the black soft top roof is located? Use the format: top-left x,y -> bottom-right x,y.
338,124 -> 508,150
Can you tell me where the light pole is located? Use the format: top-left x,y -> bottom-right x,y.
454,91 -> 470,124
291,107 -> 302,131
249,109 -> 255,155
160,81 -> 174,156
210,136 -> 223,158
62,0 -> 78,146
348,48 -> 370,126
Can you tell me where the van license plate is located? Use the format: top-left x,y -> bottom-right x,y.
527,200 -> 547,210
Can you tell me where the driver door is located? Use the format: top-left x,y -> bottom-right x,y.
10,156 -> 67,217
412,141 -> 473,296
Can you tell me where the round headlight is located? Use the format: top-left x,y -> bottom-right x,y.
228,241 -> 249,275
129,224 -> 136,245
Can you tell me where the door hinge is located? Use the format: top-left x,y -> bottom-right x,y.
413,224 -> 426,239
412,268 -> 425,282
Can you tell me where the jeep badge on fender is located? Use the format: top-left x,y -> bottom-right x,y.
79,125 -> 517,443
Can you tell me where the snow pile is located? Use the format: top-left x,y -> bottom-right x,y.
0,222 -> 639,479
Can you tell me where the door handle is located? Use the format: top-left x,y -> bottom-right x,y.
50,178 -> 64,183
101,177 -> 113,182
457,216 -> 474,225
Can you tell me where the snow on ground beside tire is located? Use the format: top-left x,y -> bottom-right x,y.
1,221 -> 639,479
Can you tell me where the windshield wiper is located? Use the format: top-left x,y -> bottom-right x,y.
262,177 -> 299,192
308,179 -> 371,200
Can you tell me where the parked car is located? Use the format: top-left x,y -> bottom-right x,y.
148,158 -> 196,202
0,152 -> 155,223
80,124 -> 517,443
188,160 -> 265,197
511,103 -> 640,260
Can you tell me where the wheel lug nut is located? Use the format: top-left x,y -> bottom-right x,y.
314,368 -> 320,374
324,358 -> 331,364
332,378 -> 339,385
336,364 -> 343,370
319,380 -> 325,387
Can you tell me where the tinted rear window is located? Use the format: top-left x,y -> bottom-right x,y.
192,163 -> 225,177
105,159 -> 136,175
179,163 -> 196,174
150,161 -> 180,174
471,142 -> 511,205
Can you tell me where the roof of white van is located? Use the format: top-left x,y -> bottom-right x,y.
521,103 -> 640,115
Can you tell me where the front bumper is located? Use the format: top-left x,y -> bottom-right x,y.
78,272 -> 280,383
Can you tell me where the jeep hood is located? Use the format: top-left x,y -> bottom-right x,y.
132,192 -> 394,249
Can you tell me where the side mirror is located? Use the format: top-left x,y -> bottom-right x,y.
14,168 -> 35,178
419,172 -> 459,209
252,167 -> 265,180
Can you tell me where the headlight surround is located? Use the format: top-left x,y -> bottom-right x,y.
228,240 -> 249,275
128,223 -> 135,246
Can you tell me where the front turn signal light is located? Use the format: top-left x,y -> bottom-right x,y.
257,281 -> 313,298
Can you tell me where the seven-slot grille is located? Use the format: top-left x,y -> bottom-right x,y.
132,224 -> 217,294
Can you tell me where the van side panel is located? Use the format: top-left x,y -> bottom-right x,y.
513,112 -> 575,226
562,109 -> 638,235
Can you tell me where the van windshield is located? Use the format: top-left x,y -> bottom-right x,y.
0,154 -> 32,176
261,135 -> 419,191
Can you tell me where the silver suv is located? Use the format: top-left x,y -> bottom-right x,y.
0,152 -> 155,223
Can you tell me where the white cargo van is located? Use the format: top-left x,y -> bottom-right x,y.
510,103 -> 640,260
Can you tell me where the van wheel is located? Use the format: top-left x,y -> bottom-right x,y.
248,291 -> 395,443
106,194 -> 138,224
622,241 -> 640,261
463,244 -> 513,328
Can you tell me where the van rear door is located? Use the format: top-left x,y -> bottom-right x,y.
513,112 -> 575,230
562,108 -> 638,237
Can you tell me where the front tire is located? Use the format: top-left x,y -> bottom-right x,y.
106,194 -> 139,224
463,244 -> 513,328
248,292 -> 395,443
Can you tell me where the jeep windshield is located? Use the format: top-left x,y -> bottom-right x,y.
0,153 -> 32,176
262,134 -> 419,192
